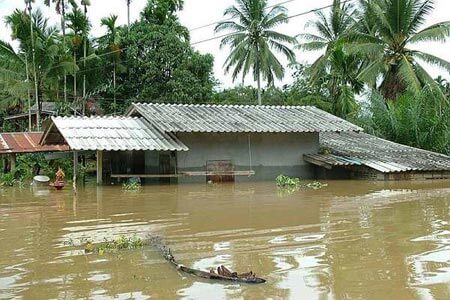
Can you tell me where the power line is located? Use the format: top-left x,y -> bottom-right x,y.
189,0 -> 300,32
190,0 -> 354,45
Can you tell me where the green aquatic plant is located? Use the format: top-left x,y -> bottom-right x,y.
84,235 -> 146,255
305,181 -> 328,190
276,174 -> 300,188
122,181 -> 141,191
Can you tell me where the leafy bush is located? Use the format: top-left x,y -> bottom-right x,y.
0,172 -> 17,186
359,87 -> 450,155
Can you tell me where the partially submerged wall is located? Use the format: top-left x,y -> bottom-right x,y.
176,132 -> 319,182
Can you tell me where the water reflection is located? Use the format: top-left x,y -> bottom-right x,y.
0,180 -> 449,299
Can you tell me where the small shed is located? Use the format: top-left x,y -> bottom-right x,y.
4,102 -> 56,131
0,132 -> 69,172
40,116 -> 188,184
304,132 -> 450,180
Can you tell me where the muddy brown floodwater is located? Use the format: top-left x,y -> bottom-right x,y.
1,180 -> 450,299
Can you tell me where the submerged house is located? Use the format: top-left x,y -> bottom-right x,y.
40,103 -> 361,183
38,103 -> 450,183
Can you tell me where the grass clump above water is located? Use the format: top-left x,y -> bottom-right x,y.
84,235 -> 146,255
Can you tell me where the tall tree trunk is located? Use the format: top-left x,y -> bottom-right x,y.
62,0 -> 67,105
28,3 -> 40,131
256,72 -> 262,105
73,53 -> 77,116
113,61 -> 116,115
127,1 -> 130,28
83,4 -> 88,116
25,53 -> 32,132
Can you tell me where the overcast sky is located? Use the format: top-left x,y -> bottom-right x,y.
1,0 -> 449,89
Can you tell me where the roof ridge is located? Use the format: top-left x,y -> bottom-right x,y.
131,102 -> 317,109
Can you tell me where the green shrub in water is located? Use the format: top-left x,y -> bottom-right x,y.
0,173 -> 17,187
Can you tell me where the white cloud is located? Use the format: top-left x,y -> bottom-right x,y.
1,0 -> 449,89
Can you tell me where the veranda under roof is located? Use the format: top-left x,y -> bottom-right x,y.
304,132 -> 450,173
40,116 -> 188,152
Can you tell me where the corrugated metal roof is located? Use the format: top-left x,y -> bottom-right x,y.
48,116 -> 188,151
304,132 -> 450,173
127,103 -> 362,133
0,132 -> 69,154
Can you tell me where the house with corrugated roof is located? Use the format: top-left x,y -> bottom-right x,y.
37,102 -> 450,183
40,103 -> 361,183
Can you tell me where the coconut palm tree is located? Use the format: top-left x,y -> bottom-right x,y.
298,0 -> 363,117
348,0 -> 450,99
298,0 -> 356,81
100,14 -> 121,114
215,0 -> 296,105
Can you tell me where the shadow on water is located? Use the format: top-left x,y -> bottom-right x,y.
0,180 -> 450,299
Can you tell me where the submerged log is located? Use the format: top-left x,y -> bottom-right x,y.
150,236 -> 266,284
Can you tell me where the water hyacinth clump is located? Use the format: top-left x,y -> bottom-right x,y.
84,235 -> 146,255
276,174 -> 300,188
276,175 -> 328,192
122,180 -> 141,191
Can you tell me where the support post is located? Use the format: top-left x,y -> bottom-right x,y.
96,150 -> 103,185
73,151 -> 78,192
10,154 -> 16,173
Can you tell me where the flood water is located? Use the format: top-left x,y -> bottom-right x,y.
1,180 -> 450,299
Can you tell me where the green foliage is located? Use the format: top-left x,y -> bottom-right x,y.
347,0 -> 450,99
358,86 -> 450,155
215,0 -> 296,104
0,173 -> 17,187
84,235 -> 146,255
122,180 -> 141,191
276,174 -> 300,188
113,13 -> 215,106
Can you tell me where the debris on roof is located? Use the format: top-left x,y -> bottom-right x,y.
127,103 -> 362,133
41,116 -> 188,152
304,132 -> 450,173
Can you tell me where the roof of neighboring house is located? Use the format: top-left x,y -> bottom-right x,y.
41,116 -> 188,152
4,102 -> 56,120
127,103 -> 362,133
0,132 -> 69,154
304,132 -> 450,173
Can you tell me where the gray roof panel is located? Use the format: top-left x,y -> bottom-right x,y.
305,132 -> 450,173
51,116 -> 188,151
128,103 -> 362,133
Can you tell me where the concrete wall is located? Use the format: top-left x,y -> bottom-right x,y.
176,132 -> 319,182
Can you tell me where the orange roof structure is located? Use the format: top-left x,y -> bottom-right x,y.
0,132 -> 69,154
